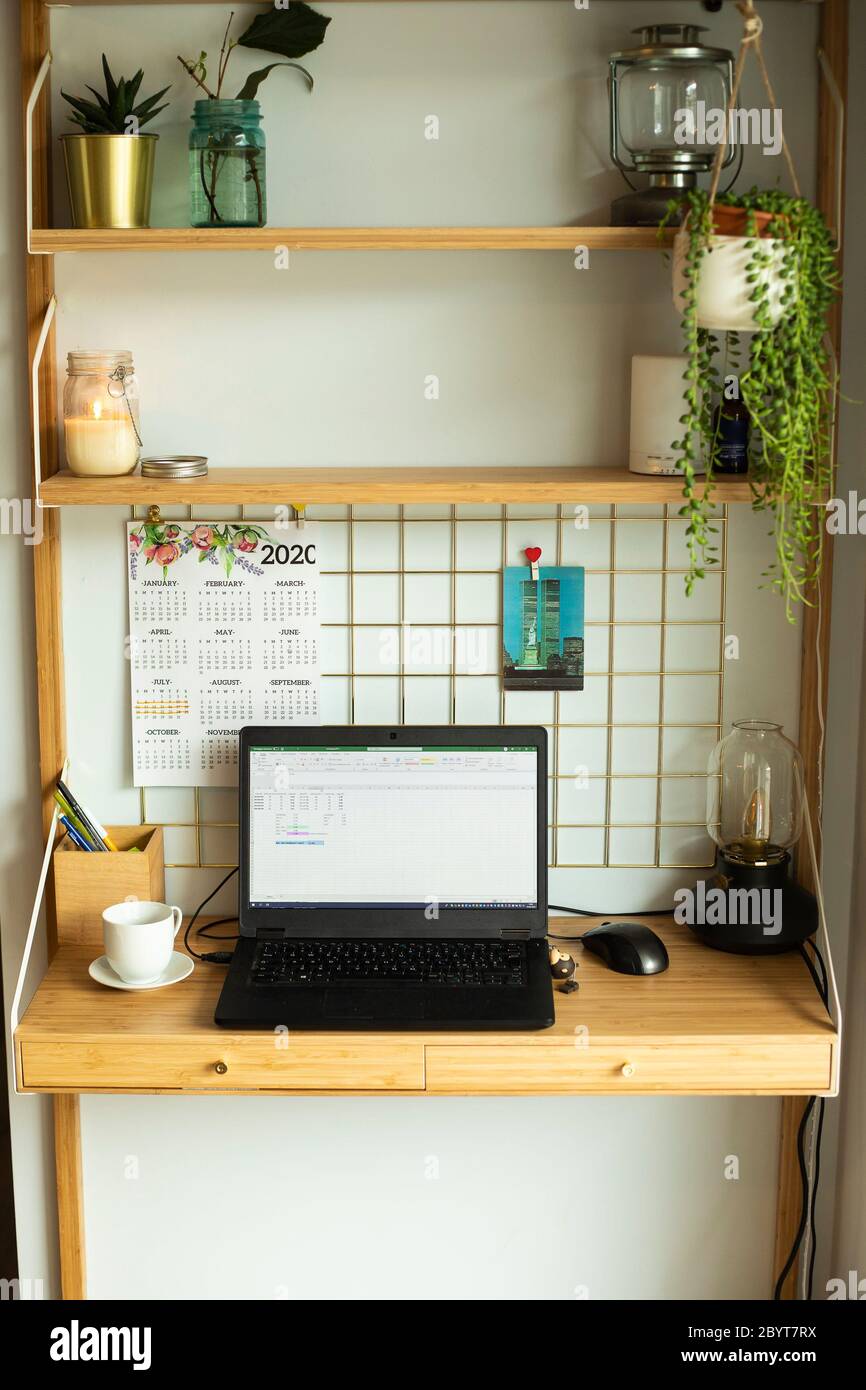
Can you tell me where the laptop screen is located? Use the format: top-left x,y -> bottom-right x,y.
247,744 -> 539,910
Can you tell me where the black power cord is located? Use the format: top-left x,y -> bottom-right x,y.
548,903 -> 670,918
772,940 -> 830,1301
803,940 -> 829,1302
184,866 -> 239,964
547,903 -> 670,946
773,1095 -> 818,1301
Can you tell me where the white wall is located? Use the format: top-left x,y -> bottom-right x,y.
2,1 -> 844,1301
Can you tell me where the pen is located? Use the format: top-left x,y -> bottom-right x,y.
54,790 -> 100,850
59,814 -> 95,852
76,795 -> 120,852
56,778 -> 108,851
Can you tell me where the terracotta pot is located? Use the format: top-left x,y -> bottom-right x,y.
710,204 -> 783,239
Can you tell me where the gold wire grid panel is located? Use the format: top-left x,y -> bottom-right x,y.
133,501 -> 727,871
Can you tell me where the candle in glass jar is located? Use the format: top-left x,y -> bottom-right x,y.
64,400 -> 139,477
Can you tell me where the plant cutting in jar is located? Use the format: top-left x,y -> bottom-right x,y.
661,1 -> 841,620
178,2 -> 331,228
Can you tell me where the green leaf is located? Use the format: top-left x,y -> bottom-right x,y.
136,105 -> 170,130
126,69 -> 144,106
101,54 -> 118,103
64,66 -> 171,134
61,91 -> 116,132
111,76 -> 128,129
84,85 -> 112,115
236,61 -> 313,99
133,85 -> 172,118
237,2 -> 331,61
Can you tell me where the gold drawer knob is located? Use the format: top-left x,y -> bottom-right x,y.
214,1060 -> 228,1075
621,1062 -> 636,1078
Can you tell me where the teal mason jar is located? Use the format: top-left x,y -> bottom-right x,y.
189,99 -> 267,228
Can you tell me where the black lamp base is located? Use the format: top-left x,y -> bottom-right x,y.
610,187 -> 689,228
687,851 -> 818,955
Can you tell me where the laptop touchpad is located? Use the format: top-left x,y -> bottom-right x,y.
323,990 -> 425,1021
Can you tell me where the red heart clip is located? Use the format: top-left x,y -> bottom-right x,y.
525,547 -> 542,564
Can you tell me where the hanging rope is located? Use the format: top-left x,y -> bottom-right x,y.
707,0 -> 802,208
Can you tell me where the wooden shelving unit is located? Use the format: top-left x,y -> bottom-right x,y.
20,0 -> 849,1304
31,226 -> 671,254
39,465 -> 752,507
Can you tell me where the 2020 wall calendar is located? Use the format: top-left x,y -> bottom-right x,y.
127,519 -> 320,786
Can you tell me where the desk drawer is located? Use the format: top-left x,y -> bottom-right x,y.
21,1039 -> 425,1092
425,1042 -> 833,1095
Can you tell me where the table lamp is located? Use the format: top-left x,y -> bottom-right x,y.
608,23 -> 737,226
690,719 -> 818,954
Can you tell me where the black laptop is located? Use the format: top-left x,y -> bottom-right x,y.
214,726 -> 554,1030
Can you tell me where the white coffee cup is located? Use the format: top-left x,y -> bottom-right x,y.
102,900 -> 183,985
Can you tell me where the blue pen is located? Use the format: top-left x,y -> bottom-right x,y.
60,814 -> 95,851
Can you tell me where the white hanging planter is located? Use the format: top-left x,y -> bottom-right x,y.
672,212 -> 789,332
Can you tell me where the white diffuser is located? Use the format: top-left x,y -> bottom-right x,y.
628,354 -> 703,477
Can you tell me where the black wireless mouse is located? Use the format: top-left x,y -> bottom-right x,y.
581,921 -> 669,976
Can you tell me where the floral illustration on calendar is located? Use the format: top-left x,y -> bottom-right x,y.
129,520 -> 270,581
127,520 -> 320,786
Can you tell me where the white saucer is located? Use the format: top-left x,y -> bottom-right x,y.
89,952 -> 194,991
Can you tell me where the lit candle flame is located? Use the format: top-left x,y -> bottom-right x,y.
91,399 -> 103,421
743,788 -> 770,843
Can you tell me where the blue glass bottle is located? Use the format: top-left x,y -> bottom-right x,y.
189,99 -> 267,228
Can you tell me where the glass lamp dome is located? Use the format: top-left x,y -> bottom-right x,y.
707,720 -> 805,866
609,23 -> 736,225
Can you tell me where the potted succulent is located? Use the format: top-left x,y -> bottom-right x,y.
664,187 -> 840,618
178,3 -> 331,228
61,56 -> 170,229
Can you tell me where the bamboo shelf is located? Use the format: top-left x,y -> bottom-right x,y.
14,920 -> 839,1098
38,466 -> 753,507
21,0 -> 850,1304
31,226 -> 671,254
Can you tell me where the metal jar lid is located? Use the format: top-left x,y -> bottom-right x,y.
140,455 -> 209,478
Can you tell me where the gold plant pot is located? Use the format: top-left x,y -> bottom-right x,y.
60,133 -> 158,229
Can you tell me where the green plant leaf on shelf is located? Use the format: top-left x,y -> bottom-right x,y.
126,68 -> 144,107
237,2 -> 331,61
101,52 -> 117,104
61,91 -> 117,131
236,61 -> 314,99
84,86 -> 112,115
111,77 -> 128,130
61,55 -> 170,135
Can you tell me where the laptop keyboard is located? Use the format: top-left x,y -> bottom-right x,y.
251,939 -> 527,988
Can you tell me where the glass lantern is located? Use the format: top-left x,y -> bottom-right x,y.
694,718 -> 816,955
707,720 -> 804,867
609,24 -> 736,226
63,349 -> 141,478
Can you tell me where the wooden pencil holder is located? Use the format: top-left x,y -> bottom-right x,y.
53,824 -> 165,946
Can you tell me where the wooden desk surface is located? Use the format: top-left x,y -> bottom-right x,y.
15,919 -> 837,1097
